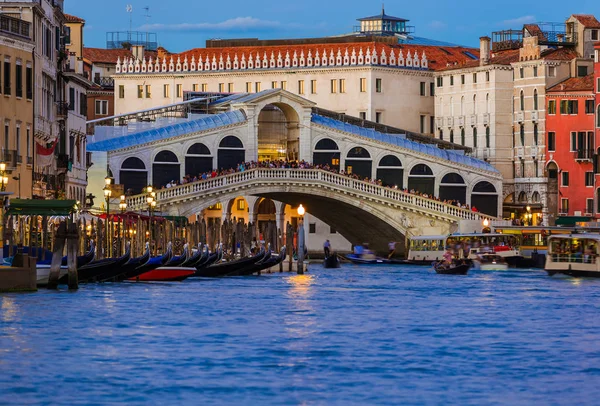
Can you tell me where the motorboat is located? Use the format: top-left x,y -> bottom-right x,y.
472,254 -> 509,271
546,233 -> 600,277
345,254 -> 406,265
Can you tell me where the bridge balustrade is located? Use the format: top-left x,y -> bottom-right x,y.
126,168 -> 496,222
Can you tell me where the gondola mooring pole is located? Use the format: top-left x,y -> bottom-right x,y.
297,204 -> 305,275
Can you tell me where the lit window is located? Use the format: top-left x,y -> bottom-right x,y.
360,78 -> 367,92
137,85 -> 143,98
145,85 -> 151,98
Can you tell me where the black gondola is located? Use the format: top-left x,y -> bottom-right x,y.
227,249 -> 273,276
164,244 -> 189,266
77,244 -> 132,283
110,244 -> 152,282
231,247 -> 287,276
125,244 -> 173,281
180,244 -> 205,268
195,250 -> 266,277
324,252 -> 341,269
192,249 -> 221,275
433,261 -> 470,275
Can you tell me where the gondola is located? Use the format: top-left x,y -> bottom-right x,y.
125,244 -> 173,281
163,244 -> 189,267
109,244 -> 152,282
433,261 -> 470,275
192,249 -> 221,275
77,244 -> 132,283
195,250 -> 266,277
227,248 -> 276,276
231,247 -> 288,276
61,241 -> 96,268
324,252 -> 341,269
180,244 -> 205,268
131,266 -> 195,282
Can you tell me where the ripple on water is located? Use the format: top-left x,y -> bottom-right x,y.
1,264 -> 600,404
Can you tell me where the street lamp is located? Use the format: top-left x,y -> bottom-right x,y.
104,176 -> 112,257
297,204 -> 305,275
119,195 -> 127,213
0,163 -> 9,192
146,186 -> 157,255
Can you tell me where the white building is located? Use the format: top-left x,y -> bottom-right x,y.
111,9 -> 479,135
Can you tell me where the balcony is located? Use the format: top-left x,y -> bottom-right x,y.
531,111 -> 539,122
470,114 -> 477,127
574,149 -> 593,162
436,117 -> 444,129
57,153 -> 70,170
446,117 -> 454,127
483,113 -> 490,126
516,146 -> 525,159
86,152 -> 94,169
458,116 -> 465,127
516,111 -> 524,123
93,77 -> 115,88
26,156 -> 33,166
56,101 -> 69,119
35,116 -> 52,138
1,150 -> 18,169
529,146 -> 540,158
0,15 -> 31,39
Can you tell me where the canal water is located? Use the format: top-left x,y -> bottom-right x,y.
1,265 -> 600,405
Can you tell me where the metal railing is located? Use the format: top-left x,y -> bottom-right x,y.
93,77 -> 115,88
574,150 -> 593,161
126,168 -> 498,222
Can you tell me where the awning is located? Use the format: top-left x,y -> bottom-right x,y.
555,216 -> 593,226
7,199 -> 77,216
161,215 -> 189,226
95,211 -> 167,223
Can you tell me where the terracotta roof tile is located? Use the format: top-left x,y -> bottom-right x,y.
436,49 -> 519,71
572,15 -> 600,29
64,14 -> 85,23
83,47 -> 157,64
540,47 -> 579,61
165,42 -> 479,71
547,74 -> 594,92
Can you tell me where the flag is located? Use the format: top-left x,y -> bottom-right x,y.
36,140 -> 57,167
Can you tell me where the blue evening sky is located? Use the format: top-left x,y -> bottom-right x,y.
67,0 -> 599,53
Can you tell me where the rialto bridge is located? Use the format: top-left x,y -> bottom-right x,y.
88,89 -> 502,253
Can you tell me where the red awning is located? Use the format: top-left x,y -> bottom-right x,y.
94,211 -> 167,223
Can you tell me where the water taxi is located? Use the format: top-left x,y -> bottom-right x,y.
406,235 -> 446,264
545,233 -> 600,278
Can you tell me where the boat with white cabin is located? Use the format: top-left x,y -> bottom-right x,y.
545,233 -> 600,278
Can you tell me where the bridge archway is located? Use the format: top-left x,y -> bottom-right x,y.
313,138 -> 340,170
185,143 -> 212,176
472,181 -> 498,216
120,157 -> 147,194
345,146 -> 372,179
257,103 -> 300,161
408,164 -> 434,195
376,155 -> 403,188
439,173 -> 466,203
152,150 -> 179,188
218,136 -> 245,170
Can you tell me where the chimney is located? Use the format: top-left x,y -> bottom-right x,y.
480,36 -> 491,66
157,46 -> 169,60
557,34 -> 564,43
131,45 -> 145,61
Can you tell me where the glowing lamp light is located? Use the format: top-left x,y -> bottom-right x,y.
0,163 -> 6,172
297,204 -> 305,217
104,177 -> 112,186
483,219 -> 489,227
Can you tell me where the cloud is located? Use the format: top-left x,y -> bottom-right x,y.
428,20 -> 447,30
138,17 -> 287,32
501,15 -> 536,26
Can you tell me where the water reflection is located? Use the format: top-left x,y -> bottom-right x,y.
284,274 -> 317,347
1,297 -> 18,322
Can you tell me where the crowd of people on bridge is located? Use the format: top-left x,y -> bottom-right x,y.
158,159 -> 479,211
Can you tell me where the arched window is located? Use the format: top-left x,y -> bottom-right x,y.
315,138 -> 339,150
473,94 -> 477,114
378,155 -> 402,167
187,143 -> 211,155
533,124 -> 538,146
520,124 -> 525,146
461,128 -> 465,146
518,191 -> 527,202
472,181 -> 499,216
474,181 -> 497,193
533,89 -> 538,110
520,90 -> 524,111
450,130 -> 454,144
439,173 -> 466,204
122,157 -> 146,170
347,147 -> 371,158
486,93 -> 490,114
219,136 -> 244,148
154,150 -> 179,163
485,126 -> 490,148
473,127 -> 478,148
441,173 -> 465,184
410,164 -> 433,176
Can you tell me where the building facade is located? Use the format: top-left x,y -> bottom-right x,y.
545,74 -> 595,217
0,12 -> 34,198
111,11 -> 480,134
